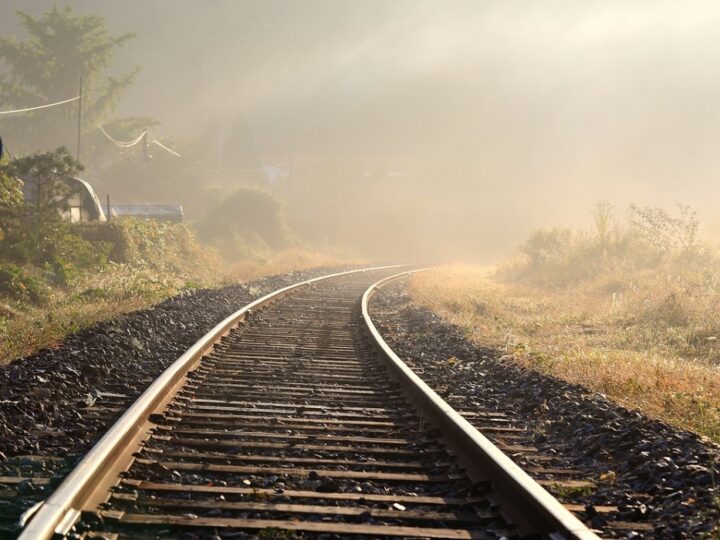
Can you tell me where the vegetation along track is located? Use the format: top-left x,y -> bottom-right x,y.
17,267 -> 596,539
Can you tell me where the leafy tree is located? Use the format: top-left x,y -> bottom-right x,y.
0,5 -> 144,158
0,147 -> 83,211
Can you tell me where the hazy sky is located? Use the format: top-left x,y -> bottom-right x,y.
4,1 -> 720,256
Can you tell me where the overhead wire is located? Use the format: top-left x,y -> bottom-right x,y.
98,125 -> 147,148
200,164 -> 287,173
150,138 -> 181,157
99,125 -> 182,158
3,98 -> 182,160
0,95 -> 80,115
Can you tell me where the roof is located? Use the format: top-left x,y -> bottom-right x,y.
68,177 -> 107,222
19,174 -> 107,222
110,203 -> 184,218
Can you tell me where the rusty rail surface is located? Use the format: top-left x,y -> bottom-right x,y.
18,266 -> 599,539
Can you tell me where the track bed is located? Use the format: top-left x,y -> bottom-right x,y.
74,273 -> 511,538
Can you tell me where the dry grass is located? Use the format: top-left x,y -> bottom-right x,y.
229,248 -> 365,282
0,247 -> 361,364
0,262 -> 226,363
409,264 -> 720,442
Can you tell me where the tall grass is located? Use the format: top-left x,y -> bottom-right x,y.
408,203 -> 720,442
502,202 -> 706,287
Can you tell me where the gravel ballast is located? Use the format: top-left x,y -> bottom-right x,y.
370,281 -> 720,539
0,268 -> 352,459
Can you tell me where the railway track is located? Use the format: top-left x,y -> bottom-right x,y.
16,267 -> 597,539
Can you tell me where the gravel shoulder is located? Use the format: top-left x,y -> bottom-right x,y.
371,281 -> 720,539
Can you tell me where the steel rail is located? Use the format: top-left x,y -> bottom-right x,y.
361,270 -> 599,540
18,265 -> 402,540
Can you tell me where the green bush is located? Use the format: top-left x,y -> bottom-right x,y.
0,148 -> 109,285
82,218 -> 220,279
3,213 -> 110,278
0,167 -> 23,243
0,263 -> 47,304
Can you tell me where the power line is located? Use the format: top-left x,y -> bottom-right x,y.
0,95 -> 80,116
200,164 -> 287,174
99,125 -> 181,158
150,138 -> 181,157
98,125 -> 147,148
1,95 -> 184,163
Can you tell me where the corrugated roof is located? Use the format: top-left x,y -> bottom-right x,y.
110,203 -> 183,217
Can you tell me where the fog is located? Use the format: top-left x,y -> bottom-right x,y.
4,1 -> 720,261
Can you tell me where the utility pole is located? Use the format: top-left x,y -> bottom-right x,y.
77,78 -> 83,163
143,128 -> 150,161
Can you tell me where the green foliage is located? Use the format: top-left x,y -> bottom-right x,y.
0,263 -> 47,304
0,5 -> 138,155
0,170 -> 23,209
110,218 -> 205,268
0,148 -> 106,285
0,147 -> 83,209
548,482 -> 595,499
197,187 -> 292,259
0,167 -> 23,242
81,218 -> 220,280
258,528 -> 296,540
5,217 -> 109,280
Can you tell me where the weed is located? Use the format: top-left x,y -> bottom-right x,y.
251,488 -> 272,501
547,482 -> 595,499
258,527 -> 297,539
78,288 -> 107,300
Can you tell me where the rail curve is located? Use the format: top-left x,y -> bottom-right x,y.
18,267 -> 598,539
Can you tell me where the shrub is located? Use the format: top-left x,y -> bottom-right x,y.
0,148 -> 108,284
0,165 -> 23,243
630,203 -> 699,254
0,263 -> 47,304
80,217 -> 222,280
196,187 -> 292,259
3,213 -> 110,279
502,203 -> 709,288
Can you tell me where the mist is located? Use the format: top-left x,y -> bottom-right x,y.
4,0 -> 720,261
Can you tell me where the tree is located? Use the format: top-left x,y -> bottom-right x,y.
0,147 -> 83,211
0,6 -> 143,159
